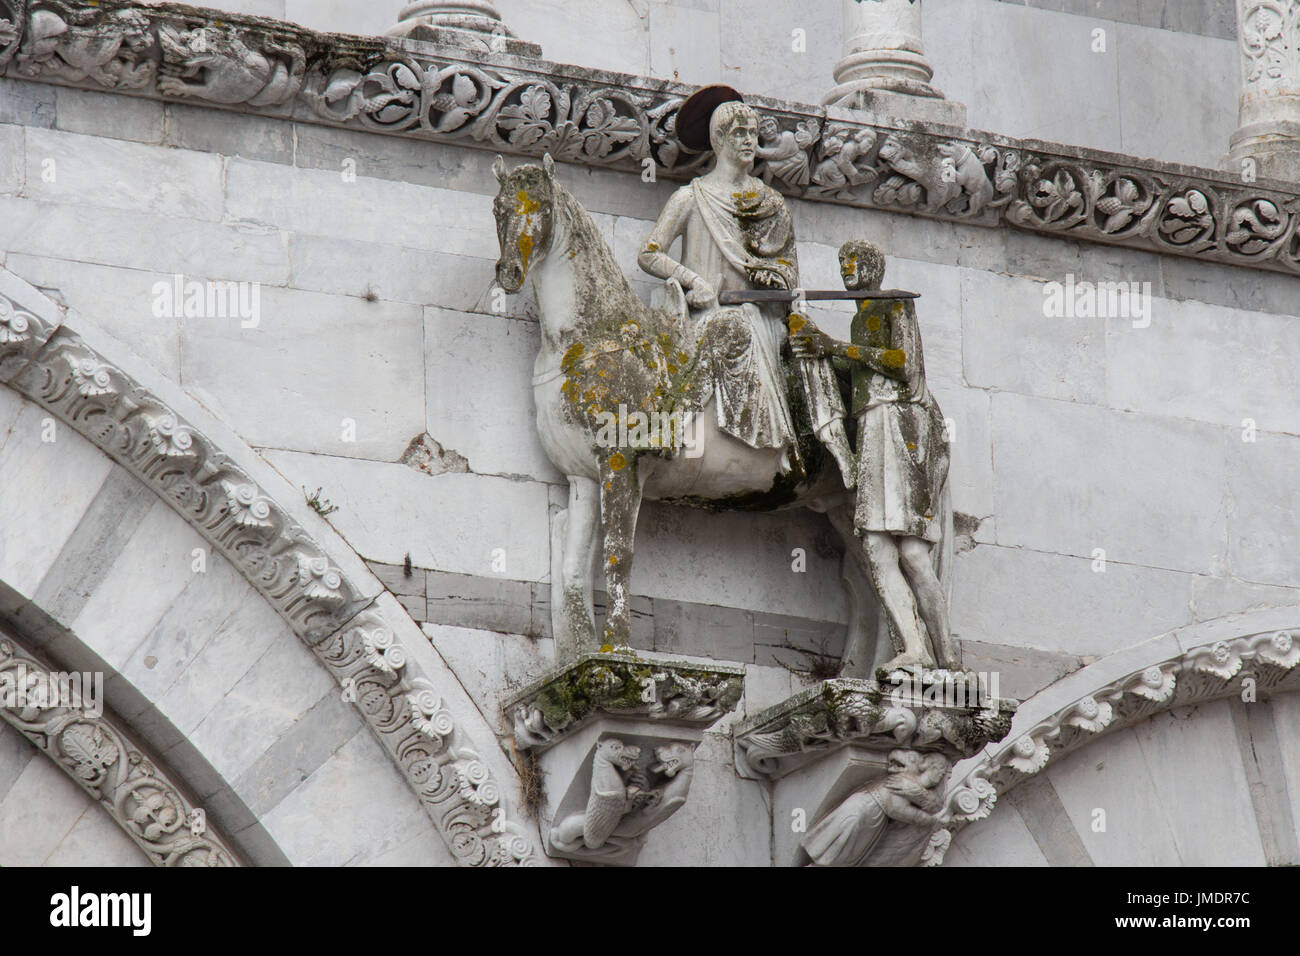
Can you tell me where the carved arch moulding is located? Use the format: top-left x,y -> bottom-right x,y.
1,0 -> 1299,275
0,622 -> 240,866
937,607 -> 1300,864
0,267 -> 545,866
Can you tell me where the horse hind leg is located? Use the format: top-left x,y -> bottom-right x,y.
597,449 -> 644,650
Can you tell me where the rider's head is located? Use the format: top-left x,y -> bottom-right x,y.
838,239 -> 885,291
709,101 -> 759,166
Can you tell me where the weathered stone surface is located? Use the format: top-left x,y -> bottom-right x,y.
1115,22 -> 1237,170
943,798 -> 1049,866
65,498 -> 210,671
961,269 -> 1106,405
25,127 -> 225,220
990,392 -> 1227,575
0,403 -> 114,599
425,306 -> 560,481
0,77 -> 55,128
421,621 -> 555,733
226,159 -> 497,258
1132,699 -> 1268,864
164,102 -> 293,164
648,1 -> 721,87
951,542 -> 1196,656
258,727 -> 455,866
0,124 -> 22,196
1107,297 -> 1300,434
0,197 -> 290,283
956,638 -> 1084,702
0,751 -> 107,865
55,87 -> 163,143
426,569 -> 537,637
1226,432 -> 1300,589
1044,726 -> 1181,865
5,254 -> 182,379
183,287 -> 425,461
260,449 -> 553,580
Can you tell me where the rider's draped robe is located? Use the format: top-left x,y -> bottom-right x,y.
640,176 -> 845,466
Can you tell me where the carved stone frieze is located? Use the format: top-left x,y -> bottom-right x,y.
940,624 -> 1300,864
0,632 -> 239,866
0,271 -> 541,867
734,674 -> 1017,781
3,1 -> 1300,275
507,651 -> 744,751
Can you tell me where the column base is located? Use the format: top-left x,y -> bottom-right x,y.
825,87 -> 968,128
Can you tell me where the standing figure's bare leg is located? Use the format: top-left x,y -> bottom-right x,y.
898,536 -> 958,669
862,531 -> 934,670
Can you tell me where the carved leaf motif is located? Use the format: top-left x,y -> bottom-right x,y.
579,99 -> 639,158
497,85 -> 553,148
62,724 -> 118,780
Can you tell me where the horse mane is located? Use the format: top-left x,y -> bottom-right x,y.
551,181 -> 647,317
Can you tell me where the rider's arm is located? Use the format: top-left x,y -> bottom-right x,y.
637,189 -> 703,290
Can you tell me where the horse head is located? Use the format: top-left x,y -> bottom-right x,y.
491,153 -> 557,293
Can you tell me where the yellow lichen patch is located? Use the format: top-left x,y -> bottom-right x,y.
517,231 -> 534,274
599,643 -> 614,654
882,349 -> 906,368
866,315 -> 882,331
845,345 -> 861,360
787,313 -> 807,334
608,451 -> 627,471
891,302 -> 903,315
561,342 -> 586,370
515,190 -> 539,215
645,241 -> 660,253
776,258 -> 791,267
906,441 -> 917,451
608,555 -> 618,565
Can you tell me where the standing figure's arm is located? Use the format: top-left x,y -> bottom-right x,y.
789,312 -> 911,381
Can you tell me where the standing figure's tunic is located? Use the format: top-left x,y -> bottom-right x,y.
849,299 -> 949,542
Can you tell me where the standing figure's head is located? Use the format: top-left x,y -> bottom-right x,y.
838,239 -> 886,291
918,753 -> 951,789
709,101 -> 759,169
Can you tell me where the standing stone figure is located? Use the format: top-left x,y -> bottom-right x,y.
800,750 -> 950,867
637,87 -> 856,485
791,240 -> 956,670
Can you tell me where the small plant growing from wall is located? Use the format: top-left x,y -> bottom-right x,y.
303,486 -> 340,517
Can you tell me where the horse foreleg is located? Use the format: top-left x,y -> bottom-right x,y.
553,476 -> 599,658
597,451 -> 643,650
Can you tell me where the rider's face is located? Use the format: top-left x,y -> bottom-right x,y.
725,117 -> 758,166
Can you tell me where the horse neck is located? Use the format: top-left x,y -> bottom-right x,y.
532,185 -> 643,347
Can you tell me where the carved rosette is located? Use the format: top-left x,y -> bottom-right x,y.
941,628 -> 1300,864
1,1 -> 1297,273
0,269 -> 540,866
0,636 -> 238,866
733,676 -> 1017,781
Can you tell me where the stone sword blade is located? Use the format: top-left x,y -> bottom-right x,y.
717,289 -> 920,304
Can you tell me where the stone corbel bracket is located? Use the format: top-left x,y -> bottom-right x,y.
734,676 -> 1018,782
940,614 -> 1300,863
3,0 -> 1300,276
0,269 -> 541,866
506,652 -> 743,865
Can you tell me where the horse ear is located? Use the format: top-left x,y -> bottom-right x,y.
492,154 -> 506,182
542,153 -> 556,179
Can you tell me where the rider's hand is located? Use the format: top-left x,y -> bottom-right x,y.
790,330 -> 833,359
686,280 -> 718,310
